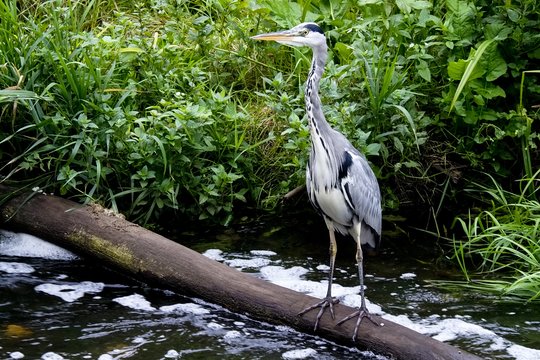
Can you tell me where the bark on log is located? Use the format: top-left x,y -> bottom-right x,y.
0,186 -> 481,360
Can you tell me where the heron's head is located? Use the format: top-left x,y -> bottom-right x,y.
251,22 -> 325,49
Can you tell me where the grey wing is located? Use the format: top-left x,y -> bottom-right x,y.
339,146 -> 382,238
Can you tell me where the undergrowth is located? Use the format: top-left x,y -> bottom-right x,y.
450,171 -> 540,301
0,0 -> 539,298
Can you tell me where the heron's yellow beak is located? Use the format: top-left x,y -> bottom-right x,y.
251,32 -> 292,42
251,30 -> 305,47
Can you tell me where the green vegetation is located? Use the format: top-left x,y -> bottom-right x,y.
452,172 -> 540,301
0,1 -> 539,298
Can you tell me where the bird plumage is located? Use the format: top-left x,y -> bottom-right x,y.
307,130 -> 381,248
297,22 -> 381,249
253,22 -> 382,339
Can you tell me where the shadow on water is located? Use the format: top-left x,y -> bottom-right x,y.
1,209 -> 539,359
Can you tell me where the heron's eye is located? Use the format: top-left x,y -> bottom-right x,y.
300,29 -> 309,36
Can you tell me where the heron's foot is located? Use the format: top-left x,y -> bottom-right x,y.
336,305 -> 380,341
298,296 -> 340,331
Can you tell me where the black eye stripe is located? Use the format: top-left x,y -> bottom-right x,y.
303,23 -> 324,35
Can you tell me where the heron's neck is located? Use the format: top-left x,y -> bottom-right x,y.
305,44 -> 331,136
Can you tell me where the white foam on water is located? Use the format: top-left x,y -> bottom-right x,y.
282,348 -> 317,359
260,265 -> 312,291
507,344 -> 540,360
0,230 -> 77,260
224,251 -> 540,360
113,293 -> 156,311
382,313 -> 426,334
108,293 -> 212,317
0,261 -> 35,274
132,336 -> 147,344
202,249 -> 224,261
164,349 -> 179,358
223,330 -> 242,340
35,281 -> 105,302
3,229 -> 536,360
159,302 -> 210,315
341,293 -> 384,315
399,272 -> 416,279
405,316 -> 540,360
41,352 -> 64,360
260,264 -> 381,314
225,257 -> 271,269
250,250 -> 277,256
207,322 -> 224,330
316,264 -> 330,271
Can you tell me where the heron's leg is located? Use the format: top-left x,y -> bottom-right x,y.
357,236 -> 367,311
337,222 -> 379,340
298,228 -> 339,331
325,227 -> 337,299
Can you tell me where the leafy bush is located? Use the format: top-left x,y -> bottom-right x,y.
1,0 -> 539,238
0,0 -> 275,224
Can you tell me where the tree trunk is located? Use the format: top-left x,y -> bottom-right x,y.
0,185 -> 480,360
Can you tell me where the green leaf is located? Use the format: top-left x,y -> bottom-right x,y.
393,136 -> 404,154
396,0 -> 432,14
449,39 -> 496,113
417,60 -> 431,82
358,0 -> 384,5
392,104 -> 420,154
199,193 -> 208,205
470,82 -> 506,99
365,143 -> 381,156
485,22 -> 512,41
483,47 -> 507,81
445,0 -> 476,41
334,42 -> 352,61
0,89 -> 44,103
448,59 -> 484,81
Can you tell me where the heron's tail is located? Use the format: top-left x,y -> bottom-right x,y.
359,222 -> 381,256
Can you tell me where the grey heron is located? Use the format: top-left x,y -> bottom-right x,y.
252,23 -> 382,340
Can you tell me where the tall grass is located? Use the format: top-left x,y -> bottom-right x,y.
452,172 -> 540,301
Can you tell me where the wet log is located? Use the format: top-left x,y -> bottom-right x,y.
0,185 -> 481,360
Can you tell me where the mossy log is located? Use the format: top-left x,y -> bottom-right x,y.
0,185 -> 481,360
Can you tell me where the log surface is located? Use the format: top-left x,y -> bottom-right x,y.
0,186 -> 481,360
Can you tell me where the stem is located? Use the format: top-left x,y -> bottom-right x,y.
518,70 -> 540,199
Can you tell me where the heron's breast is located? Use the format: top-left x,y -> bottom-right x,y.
310,186 -> 352,227
307,134 -> 353,226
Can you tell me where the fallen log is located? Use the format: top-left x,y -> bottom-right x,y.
0,185 -> 480,360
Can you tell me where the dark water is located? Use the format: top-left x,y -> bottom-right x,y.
1,214 -> 539,360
